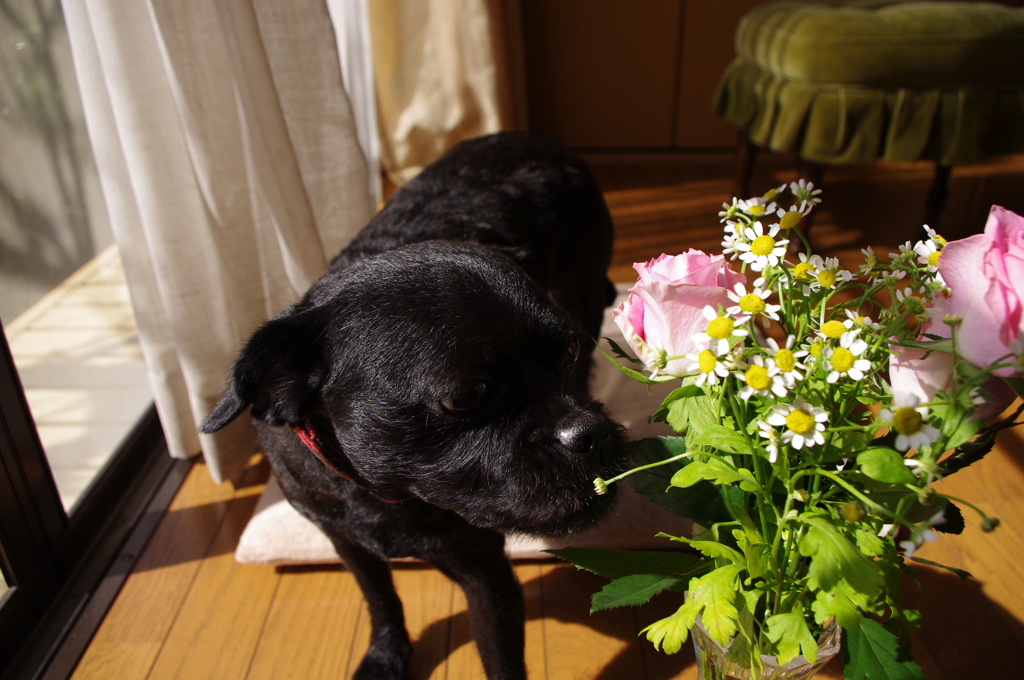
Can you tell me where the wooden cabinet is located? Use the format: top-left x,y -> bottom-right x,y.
520,0 -> 791,149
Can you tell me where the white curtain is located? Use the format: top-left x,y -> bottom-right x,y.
62,0 -> 376,483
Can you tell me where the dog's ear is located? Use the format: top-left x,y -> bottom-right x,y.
200,306 -> 327,433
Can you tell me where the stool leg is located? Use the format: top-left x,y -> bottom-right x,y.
925,164 -> 952,230
734,128 -> 758,199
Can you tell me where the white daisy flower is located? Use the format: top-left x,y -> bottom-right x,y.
843,308 -> 883,332
807,256 -> 853,292
766,398 -> 828,450
817,316 -> 857,344
765,335 -> 808,386
776,202 -> 811,231
790,251 -> 818,286
686,342 -> 732,387
726,279 -> 781,325
721,221 -> 747,261
692,305 -> 748,355
757,421 -> 782,463
922,224 -> 947,247
789,179 -> 822,205
823,332 -> 872,383
914,239 -> 942,273
878,392 -> 941,452
858,246 -> 879,277
895,287 -> 930,316
736,221 -> 788,272
719,197 -> 742,222
735,355 -> 787,400
899,510 -> 945,559
736,197 -> 778,220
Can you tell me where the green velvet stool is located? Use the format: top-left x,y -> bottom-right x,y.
714,0 -> 1024,228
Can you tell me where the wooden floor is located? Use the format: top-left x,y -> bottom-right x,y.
70,151 -> 1024,679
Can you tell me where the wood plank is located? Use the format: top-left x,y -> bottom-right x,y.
391,564 -> 456,680
518,561 -> 551,680
539,564 -> 649,680
246,566 -> 368,680
147,466 -> 278,680
70,458 -> 240,680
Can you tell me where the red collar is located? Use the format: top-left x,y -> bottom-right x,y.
292,421 -> 409,503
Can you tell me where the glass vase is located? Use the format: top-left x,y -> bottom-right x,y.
691,617 -> 841,680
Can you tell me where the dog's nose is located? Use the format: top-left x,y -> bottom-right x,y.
556,412 -> 608,455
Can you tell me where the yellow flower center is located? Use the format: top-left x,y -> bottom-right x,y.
817,270 -> 837,288
830,347 -> 855,373
698,349 -> 718,374
763,188 -> 778,201
893,407 -> 923,435
792,262 -> 814,280
747,205 -> 766,216
745,365 -> 771,391
706,316 -> 734,340
821,320 -> 847,338
750,235 -> 776,257
786,409 -> 816,435
934,234 -> 947,246
840,501 -> 865,523
928,251 -> 941,268
739,293 -> 766,315
779,210 -> 802,229
902,295 -> 925,314
775,348 -> 796,372
809,340 -> 823,357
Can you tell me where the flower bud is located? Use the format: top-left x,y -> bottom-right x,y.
943,314 -> 963,328
840,501 -> 865,523
982,517 -> 1000,532
791,489 -> 810,503
653,349 -> 668,371
918,487 -> 936,505
593,478 -> 609,495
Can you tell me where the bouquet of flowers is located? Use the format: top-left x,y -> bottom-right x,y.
551,184 -> 1024,679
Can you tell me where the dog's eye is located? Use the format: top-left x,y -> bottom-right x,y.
565,339 -> 581,372
442,381 -> 488,413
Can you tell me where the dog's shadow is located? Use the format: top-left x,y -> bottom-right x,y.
408,562 -> 694,680
407,555 -> 1024,680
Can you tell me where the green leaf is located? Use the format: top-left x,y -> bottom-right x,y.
700,424 -> 754,455
766,611 -> 820,665
651,385 -> 704,427
625,437 -> 734,524
643,599 -> 701,654
596,344 -> 668,385
842,618 -> 926,680
670,458 -> 760,494
545,546 -> 704,580
591,573 -> 687,610
799,516 -> 884,597
602,336 -> 645,366
857,447 -> 916,485
811,582 -> 864,629
684,540 -> 744,564
686,565 -> 744,644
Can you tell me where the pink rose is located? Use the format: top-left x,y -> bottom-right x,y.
939,205 -> 1024,377
888,305 -> 1011,421
612,250 -> 745,377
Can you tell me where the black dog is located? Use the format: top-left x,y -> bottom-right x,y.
201,132 -> 626,680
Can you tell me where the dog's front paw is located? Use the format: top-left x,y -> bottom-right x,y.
352,636 -> 412,680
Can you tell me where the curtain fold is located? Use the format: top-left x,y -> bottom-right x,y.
368,0 -> 523,186
62,0 -> 375,483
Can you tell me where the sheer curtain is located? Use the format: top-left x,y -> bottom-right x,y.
61,0 -> 520,484
62,0 -> 376,483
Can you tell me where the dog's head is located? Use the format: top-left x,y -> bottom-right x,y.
201,241 -> 625,537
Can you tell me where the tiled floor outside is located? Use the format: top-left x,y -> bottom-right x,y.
5,244 -> 151,512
